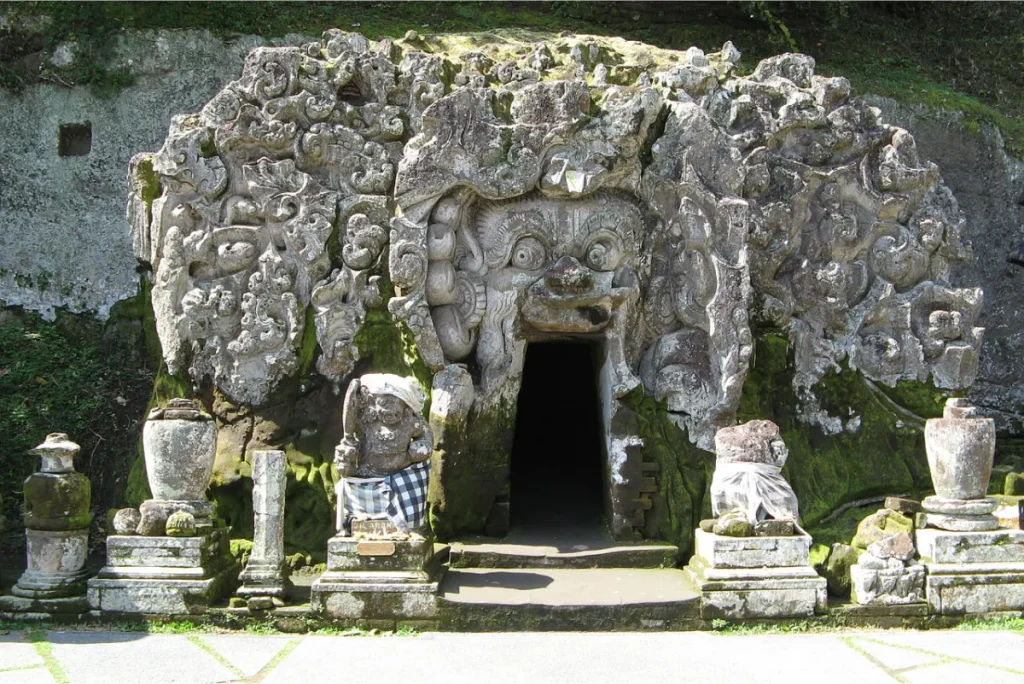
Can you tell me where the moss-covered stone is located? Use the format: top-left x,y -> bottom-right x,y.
1005,472 -> 1024,496
428,396 -> 518,540
23,471 -> 91,530
822,543 -> 863,597
619,388 -> 714,560
851,509 -> 913,550
738,331 -> 945,529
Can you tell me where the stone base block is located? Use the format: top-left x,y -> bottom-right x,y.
924,566 -> 1024,615
850,562 -> 925,605
13,529 -> 89,598
921,512 -> 999,531
922,496 -> 996,517
105,528 -> 228,569
87,563 -> 235,615
0,593 -> 91,619
917,528 -> 1024,564
311,575 -> 440,621
87,528 -> 234,615
685,551 -> 826,619
326,535 -> 434,573
692,528 -> 813,569
237,561 -> 290,599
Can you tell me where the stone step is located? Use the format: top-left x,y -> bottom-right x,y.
449,532 -> 678,569
439,567 -> 701,631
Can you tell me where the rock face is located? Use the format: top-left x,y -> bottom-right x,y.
131,30 -> 986,539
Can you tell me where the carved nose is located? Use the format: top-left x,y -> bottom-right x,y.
545,256 -> 594,294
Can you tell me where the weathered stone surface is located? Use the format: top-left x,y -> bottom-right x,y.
916,528 -> 1024,564
686,528 -> 826,619
692,528 -> 811,570
884,497 -> 922,515
822,543 -> 862,597
851,558 -> 925,605
712,512 -> 754,538
867,532 -> 915,562
112,509 -> 141,535
88,527 -> 234,614
12,529 -> 90,599
118,30 -> 989,551
851,509 -> 913,550
142,400 -> 217,503
754,520 -> 795,537
925,398 -> 996,502
1005,473 -> 1024,496
238,450 -> 288,599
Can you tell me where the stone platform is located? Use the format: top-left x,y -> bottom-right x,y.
684,528 -> 826,619
311,536 -> 445,621
916,527 -> 1024,615
86,528 -> 234,615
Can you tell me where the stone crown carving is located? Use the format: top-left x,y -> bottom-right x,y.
131,31 -> 981,447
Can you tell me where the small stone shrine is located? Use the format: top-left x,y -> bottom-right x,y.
87,399 -> 234,615
916,398 -> 1024,614
311,374 -> 442,621
0,434 -> 91,619
685,420 -> 826,619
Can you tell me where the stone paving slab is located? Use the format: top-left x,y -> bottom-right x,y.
192,635 -> 295,679
46,631 -> 236,684
3,628 -> 1024,683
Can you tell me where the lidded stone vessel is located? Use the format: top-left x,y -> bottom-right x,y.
922,398 -> 999,531
13,433 -> 91,598
143,398 -> 216,503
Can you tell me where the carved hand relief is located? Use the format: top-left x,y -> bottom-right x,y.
134,31 -> 982,444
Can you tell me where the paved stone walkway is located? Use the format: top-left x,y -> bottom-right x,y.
2,629 -> 1024,683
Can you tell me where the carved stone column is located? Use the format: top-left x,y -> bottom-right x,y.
237,450 -> 289,608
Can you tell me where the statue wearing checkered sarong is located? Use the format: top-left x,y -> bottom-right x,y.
334,374 -> 434,537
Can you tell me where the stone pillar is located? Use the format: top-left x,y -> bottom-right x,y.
0,433 -> 92,618
237,450 -> 289,607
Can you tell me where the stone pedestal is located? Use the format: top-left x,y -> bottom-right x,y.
237,450 -> 289,606
917,528 -> 1024,615
0,434 -> 92,618
87,527 -> 234,615
311,535 -> 443,622
684,529 -> 826,619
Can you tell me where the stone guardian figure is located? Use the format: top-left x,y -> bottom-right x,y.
334,373 -> 433,537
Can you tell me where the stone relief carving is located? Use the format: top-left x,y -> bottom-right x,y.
133,31 -> 982,461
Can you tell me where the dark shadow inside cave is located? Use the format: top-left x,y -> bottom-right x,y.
509,340 -> 606,530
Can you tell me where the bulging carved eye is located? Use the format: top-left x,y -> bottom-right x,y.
585,239 -> 621,271
511,236 -> 546,270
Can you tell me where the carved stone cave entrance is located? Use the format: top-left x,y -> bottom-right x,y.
509,340 -> 605,531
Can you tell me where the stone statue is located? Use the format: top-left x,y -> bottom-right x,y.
335,373 -> 433,537
708,420 -> 799,536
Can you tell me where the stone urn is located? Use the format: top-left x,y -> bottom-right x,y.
142,398 -> 216,502
925,398 -> 995,500
922,398 -> 998,531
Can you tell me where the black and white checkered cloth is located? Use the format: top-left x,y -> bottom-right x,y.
343,460 -> 430,533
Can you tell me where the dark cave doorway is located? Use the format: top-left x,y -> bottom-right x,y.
509,340 -> 606,531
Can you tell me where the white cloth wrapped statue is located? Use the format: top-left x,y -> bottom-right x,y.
710,420 -> 799,533
334,374 -> 433,537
